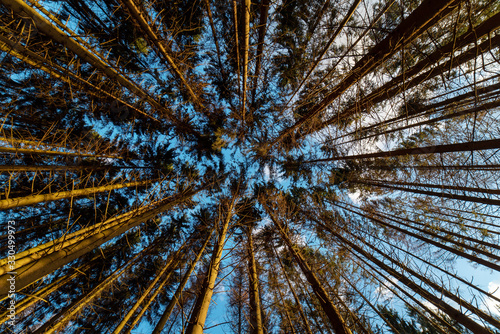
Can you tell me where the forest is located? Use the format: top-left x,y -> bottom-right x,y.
0,0 -> 500,333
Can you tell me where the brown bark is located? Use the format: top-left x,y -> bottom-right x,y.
329,11 -> 500,127
241,0 -> 251,121
247,228 -> 264,334
118,0 -> 203,108
112,238 -> 190,334
286,0 -> 361,105
185,197 -> 238,334
0,187 -> 204,297
250,0 -> 270,107
272,244 -> 314,334
332,201 -> 500,272
357,180 -> 500,206
0,178 -> 155,210
0,146 -> 121,159
268,0 -> 461,149
40,241 -> 156,334
263,202 -> 352,334
317,218 -> 497,333
151,230 -> 212,334
305,138 -> 500,163
233,0 -> 241,97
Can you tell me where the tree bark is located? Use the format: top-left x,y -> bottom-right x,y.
273,244 -> 314,334
305,138 -> 500,163
112,238 -> 190,334
0,178 -> 155,210
268,0 -> 461,149
185,197 -> 238,334
152,230 -> 212,334
263,202 -> 352,334
247,227 -> 264,334
0,187 -> 204,297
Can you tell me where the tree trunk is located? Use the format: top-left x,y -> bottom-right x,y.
247,227 -> 264,334
121,250 -> 186,334
112,238 -> 190,333
0,33 -> 154,122
0,146 -> 120,159
286,0 -> 361,105
185,197 -> 237,334
233,0 -> 241,97
0,187 -> 204,297
333,201 -> 500,272
263,202 -> 352,334
250,0 -> 270,107
118,0 -> 202,108
304,138 -> 500,163
152,230 -> 212,334
0,178 -> 155,210
40,241 -> 155,334
241,0 -> 251,121
317,218 -> 495,334
330,11 -> 500,126
268,0 -> 460,148
273,244 -> 314,334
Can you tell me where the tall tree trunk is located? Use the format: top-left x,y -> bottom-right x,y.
267,0 -> 460,149
112,238 -> 190,333
0,186 -> 204,297
247,227 -> 264,334
241,0 -> 251,121
304,138 -> 500,163
0,178 -> 156,210
316,218 -> 495,334
329,10 -> 500,127
0,251 -> 108,325
39,241 -> 156,334
0,33 -> 154,122
233,0 -> 241,98
333,201 -> 500,271
263,202 -> 352,334
121,251 -> 185,334
185,197 -> 237,334
250,0 -> 270,107
272,244 -> 314,334
0,146 -> 120,159
1,0 -> 202,136
286,0 -> 361,105
151,229 -> 212,334
118,0 -> 202,108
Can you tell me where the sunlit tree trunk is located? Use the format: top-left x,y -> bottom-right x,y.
241,0 -> 251,121
273,244 -> 314,334
185,197 -> 238,334
263,202 -> 352,334
0,178 -> 156,210
247,227 -> 264,334
38,241 -> 155,334
0,186 -> 204,297
316,217 -> 496,333
267,0 -> 461,149
112,238 -> 190,333
151,229 -> 212,334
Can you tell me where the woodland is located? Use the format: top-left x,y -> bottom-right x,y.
0,0 -> 500,333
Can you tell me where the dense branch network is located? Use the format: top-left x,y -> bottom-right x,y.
1,0 -> 500,333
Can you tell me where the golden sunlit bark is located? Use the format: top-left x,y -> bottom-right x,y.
0,178 -> 156,210
185,197 -> 238,334
152,230 -> 213,334
0,187 -> 204,297
247,228 -> 264,334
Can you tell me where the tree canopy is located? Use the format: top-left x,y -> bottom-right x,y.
1,0 -> 500,333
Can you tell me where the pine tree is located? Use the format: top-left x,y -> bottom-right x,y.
1,0 -> 500,333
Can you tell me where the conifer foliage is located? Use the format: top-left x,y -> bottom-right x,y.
1,0 -> 500,333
